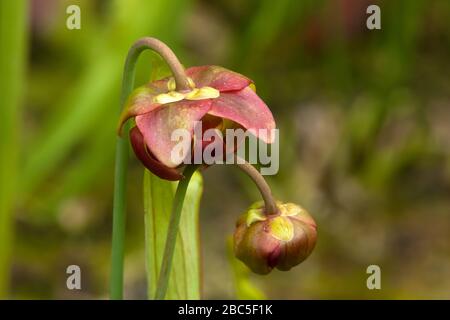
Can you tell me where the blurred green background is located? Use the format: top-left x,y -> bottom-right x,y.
0,0 -> 449,299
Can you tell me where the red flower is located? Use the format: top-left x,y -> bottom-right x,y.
118,66 -> 275,180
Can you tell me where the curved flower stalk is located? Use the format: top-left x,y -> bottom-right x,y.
233,157 -> 317,275
112,37 -> 317,300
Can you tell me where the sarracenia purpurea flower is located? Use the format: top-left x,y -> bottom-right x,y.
112,37 -> 317,301
118,66 -> 275,180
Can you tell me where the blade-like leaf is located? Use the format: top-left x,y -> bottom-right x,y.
0,0 -> 27,298
143,170 -> 203,299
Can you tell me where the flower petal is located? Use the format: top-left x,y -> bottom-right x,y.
135,99 -> 212,168
129,126 -> 183,180
208,87 -> 276,143
186,66 -> 252,92
117,83 -> 167,135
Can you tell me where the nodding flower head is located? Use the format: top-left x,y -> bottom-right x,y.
233,201 -> 317,275
118,66 -> 275,180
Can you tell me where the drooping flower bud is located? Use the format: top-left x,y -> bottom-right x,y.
233,201 -> 317,275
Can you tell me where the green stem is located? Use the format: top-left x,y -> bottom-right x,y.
235,157 -> 278,215
154,165 -> 198,300
110,37 -> 189,299
0,0 -> 27,298
110,134 -> 128,300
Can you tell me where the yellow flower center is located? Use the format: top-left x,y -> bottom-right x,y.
153,91 -> 185,104
153,77 -> 220,104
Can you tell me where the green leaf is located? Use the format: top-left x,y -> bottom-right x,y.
143,170 -> 203,299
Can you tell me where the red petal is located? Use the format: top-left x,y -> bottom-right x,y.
135,99 -> 212,168
129,127 -> 183,181
186,66 -> 252,92
208,87 -> 275,143
117,83 -> 167,135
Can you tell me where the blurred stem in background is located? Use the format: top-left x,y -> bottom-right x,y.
0,0 -> 28,298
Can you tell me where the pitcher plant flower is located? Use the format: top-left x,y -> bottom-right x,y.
118,66 -> 275,180
111,37 -> 317,300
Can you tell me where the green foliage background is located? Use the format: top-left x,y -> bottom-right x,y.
0,0 -> 449,299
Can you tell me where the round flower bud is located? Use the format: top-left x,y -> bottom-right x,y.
233,201 -> 317,275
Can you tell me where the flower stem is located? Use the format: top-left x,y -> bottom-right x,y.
154,165 -> 199,300
131,38 -> 190,91
110,131 -> 128,300
111,37 -> 189,299
235,157 -> 278,215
